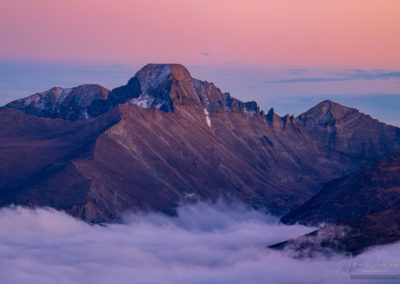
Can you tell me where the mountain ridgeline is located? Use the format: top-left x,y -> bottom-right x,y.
1,64 -> 400,236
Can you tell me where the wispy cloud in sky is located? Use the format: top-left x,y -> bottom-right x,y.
263,69 -> 400,84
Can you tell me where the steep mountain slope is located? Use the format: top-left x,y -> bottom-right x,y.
0,107 -> 122,216
0,106 -> 120,186
1,63 -> 400,222
282,151 -> 400,225
272,151 -> 400,255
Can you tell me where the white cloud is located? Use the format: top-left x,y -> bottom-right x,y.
0,203 -> 399,284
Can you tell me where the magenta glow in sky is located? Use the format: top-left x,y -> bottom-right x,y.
1,0 -> 400,68
0,0 -> 399,127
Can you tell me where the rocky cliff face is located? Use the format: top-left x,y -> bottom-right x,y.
298,100 -> 400,161
1,63 -> 400,223
5,84 -> 110,120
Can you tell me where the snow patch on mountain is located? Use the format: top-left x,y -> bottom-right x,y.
127,94 -> 155,108
204,108 -> 212,128
19,87 -> 73,112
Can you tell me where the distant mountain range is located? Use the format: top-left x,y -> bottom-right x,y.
1,64 -> 400,253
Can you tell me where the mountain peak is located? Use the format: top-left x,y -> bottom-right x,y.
123,64 -> 193,112
308,99 -> 347,113
314,99 -> 346,111
135,64 -> 192,86
168,64 -> 192,81
298,99 -> 357,125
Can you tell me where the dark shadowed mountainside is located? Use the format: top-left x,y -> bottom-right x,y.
282,151 -> 400,225
274,151 -> 400,255
272,204 -> 400,257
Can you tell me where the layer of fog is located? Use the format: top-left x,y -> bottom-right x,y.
0,202 -> 399,284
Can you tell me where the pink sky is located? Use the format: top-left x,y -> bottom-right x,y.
0,0 -> 399,68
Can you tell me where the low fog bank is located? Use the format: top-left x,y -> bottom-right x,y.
0,202 -> 399,284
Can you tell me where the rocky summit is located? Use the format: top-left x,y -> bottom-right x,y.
1,63 -> 400,256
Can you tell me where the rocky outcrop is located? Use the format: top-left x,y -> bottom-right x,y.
4,84 -> 110,120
